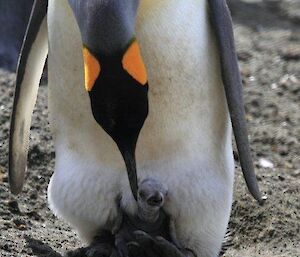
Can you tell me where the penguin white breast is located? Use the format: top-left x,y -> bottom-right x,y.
131,1 -> 235,256
135,0 -> 234,179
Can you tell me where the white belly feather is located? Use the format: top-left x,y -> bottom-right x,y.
47,0 -> 234,256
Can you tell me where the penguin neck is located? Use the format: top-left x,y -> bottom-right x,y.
137,204 -> 160,224
70,0 -> 139,54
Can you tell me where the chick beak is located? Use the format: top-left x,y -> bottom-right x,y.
147,193 -> 164,207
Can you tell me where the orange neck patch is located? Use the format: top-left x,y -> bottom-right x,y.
83,47 -> 101,91
122,41 -> 148,85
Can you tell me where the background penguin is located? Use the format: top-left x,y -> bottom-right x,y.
0,0 -> 33,71
9,1 -> 263,257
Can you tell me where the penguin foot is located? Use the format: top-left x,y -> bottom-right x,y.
73,229 -> 114,257
85,243 -> 114,257
63,248 -> 87,257
63,242 -> 114,257
25,236 -> 62,257
133,231 -> 195,257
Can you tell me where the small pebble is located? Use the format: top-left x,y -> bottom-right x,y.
258,158 -> 274,169
8,200 -> 21,214
12,218 -> 27,230
291,170 -> 300,177
280,48 -> 300,61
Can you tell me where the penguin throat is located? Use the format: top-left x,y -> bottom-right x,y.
137,204 -> 160,224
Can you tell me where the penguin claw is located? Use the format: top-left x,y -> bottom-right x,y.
126,241 -> 140,252
64,248 -> 87,257
126,241 -> 140,247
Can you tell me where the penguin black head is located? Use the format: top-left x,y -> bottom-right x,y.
68,0 -> 146,200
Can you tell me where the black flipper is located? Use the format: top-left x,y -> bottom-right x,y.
9,0 -> 48,195
208,0 -> 263,203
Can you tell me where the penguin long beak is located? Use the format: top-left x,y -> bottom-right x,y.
119,147 -> 138,200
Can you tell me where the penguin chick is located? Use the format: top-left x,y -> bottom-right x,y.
61,178 -> 174,257
113,178 -> 195,257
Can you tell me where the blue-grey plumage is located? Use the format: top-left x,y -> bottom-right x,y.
68,0 -> 139,54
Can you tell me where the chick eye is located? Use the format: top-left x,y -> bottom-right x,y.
138,190 -> 146,199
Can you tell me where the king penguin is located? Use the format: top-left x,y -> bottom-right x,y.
9,1 -> 263,257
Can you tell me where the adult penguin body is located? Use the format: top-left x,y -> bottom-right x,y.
9,1 -> 262,257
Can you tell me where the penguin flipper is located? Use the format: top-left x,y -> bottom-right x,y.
9,0 -> 48,195
208,0 -> 263,203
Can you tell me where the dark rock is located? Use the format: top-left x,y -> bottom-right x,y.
8,200 -> 21,214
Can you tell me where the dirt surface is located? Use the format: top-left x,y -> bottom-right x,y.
0,1 -> 299,256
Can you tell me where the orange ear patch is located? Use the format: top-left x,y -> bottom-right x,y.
83,47 -> 101,91
122,41 -> 148,85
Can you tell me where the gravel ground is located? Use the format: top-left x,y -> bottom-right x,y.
0,1 -> 299,256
